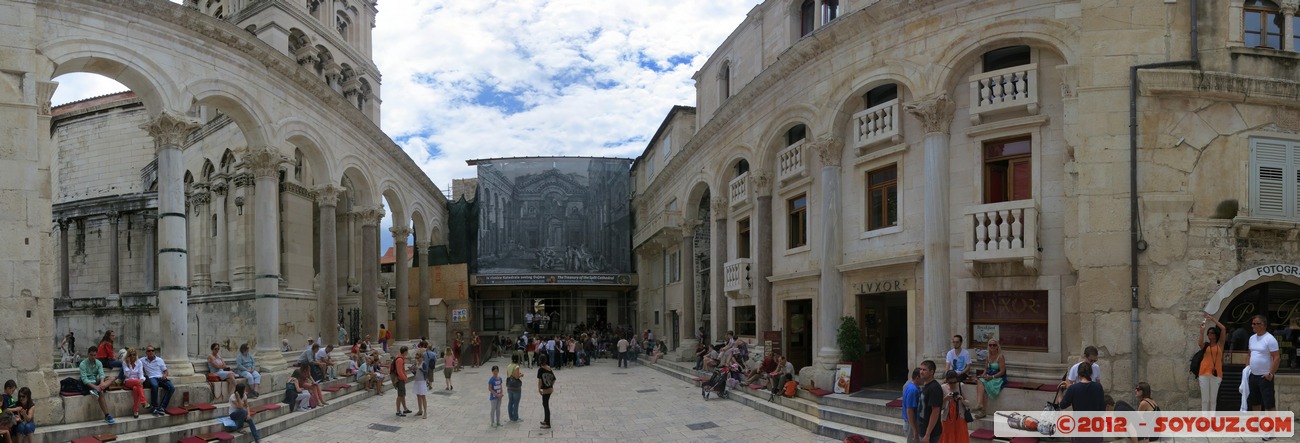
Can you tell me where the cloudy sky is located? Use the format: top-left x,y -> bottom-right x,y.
51,0 -> 760,250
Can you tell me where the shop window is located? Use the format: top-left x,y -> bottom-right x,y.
866,165 -> 898,231
1245,0 -> 1284,49
983,45 -> 1031,72
968,291 -> 1048,352
1218,281 -> 1300,373
482,300 -> 505,331
1250,137 -> 1300,220
734,306 -> 757,336
737,218 -> 751,259
787,194 -> 808,249
983,136 -> 1032,203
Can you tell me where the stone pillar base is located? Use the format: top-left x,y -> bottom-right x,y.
798,365 -> 837,393
677,338 -> 698,362
256,350 -> 292,373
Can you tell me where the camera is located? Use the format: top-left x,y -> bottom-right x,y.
949,392 -> 959,397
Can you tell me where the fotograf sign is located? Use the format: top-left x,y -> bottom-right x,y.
1255,264 -> 1300,278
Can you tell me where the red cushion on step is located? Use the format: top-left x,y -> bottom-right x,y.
177,437 -> 206,443
749,384 -> 765,390
71,438 -> 101,443
809,388 -> 833,396
193,403 -> 216,411
970,429 -> 996,440
263,403 -> 281,410
166,407 -> 190,416
885,399 -> 903,408
1038,384 -> 1061,392
1010,438 -> 1039,443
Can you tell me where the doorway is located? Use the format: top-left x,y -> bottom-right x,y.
858,292 -> 908,387
786,299 -> 814,370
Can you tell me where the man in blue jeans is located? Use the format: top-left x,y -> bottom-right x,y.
141,346 -> 175,416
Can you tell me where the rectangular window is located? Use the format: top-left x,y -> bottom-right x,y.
983,136 -> 1032,203
822,0 -> 839,23
968,291 -> 1048,352
867,165 -> 898,231
734,306 -> 757,337
1294,16 -> 1300,52
646,157 -> 655,179
800,0 -> 815,36
1245,6 -> 1283,49
737,218 -> 751,259
663,133 -> 671,159
788,194 -> 808,248
482,300 -> 505,331
1250,138 -> 1300,219
666,250 -> 681,283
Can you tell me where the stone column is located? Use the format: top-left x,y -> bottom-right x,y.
315,185 -> 344,346
391,226 -> 412,340
243,147 -> 287,355
415,241 -> 431,339
357,208 -> 383,343
211,178 -> 229,291
812,137 -> 846,371
188,185 -> 211,294
752,173 -> 774,337
711,197 -> 728,343
143,215 -> 156,293
905,94 -> 955,358
1284,2 -> 1298,51
106,211 -> 120,295
678,222 -> 698,359
141,112 -> 199,374
58,219 -> 70,298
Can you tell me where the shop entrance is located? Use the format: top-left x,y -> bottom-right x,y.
786,299 -> 814,370
858,292 -> 908,387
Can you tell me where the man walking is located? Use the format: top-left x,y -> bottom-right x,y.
537,359 -> 555,429
902,367 -> 921,443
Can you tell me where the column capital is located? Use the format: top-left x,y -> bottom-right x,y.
37,80 -> 58,117
210,177 -> 229,196
353,207 -> 384,227
242,146 -> 288,179
313,184 -> 346,206
105,211 -> 120,224
414,241 -> 431,251
710,197 -> 728,219
677,220 -> 701,241
56,218 -> 71,230
140,212 -> 156,230
751,172 -> 772,197
1283,0 -> 1298,15
390,226 -> 412,241
140,111 -> 200,151
903,93 -> 955,135
810,136 -> 845,167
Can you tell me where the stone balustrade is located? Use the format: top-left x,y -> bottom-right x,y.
723,257 -> 752,294
632,209 -> 682,247
963,199 -> 1039,271
852,98 -> 901,150
776,139 -> 807,183
729,171 -> 750,208
968,63 -> 1038,124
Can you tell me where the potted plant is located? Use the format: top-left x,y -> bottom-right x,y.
836,316 -> 867,393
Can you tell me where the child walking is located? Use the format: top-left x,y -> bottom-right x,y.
488,366 -> 503,428
442,350 -> 454,390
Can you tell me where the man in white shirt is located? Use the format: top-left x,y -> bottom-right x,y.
1247,314 -> 1281,415
617,337 -> 629,368
945,335 -> 972,382
315,345 -> 336,381
141,346 -> 174,416
1065,346 -> 1102,384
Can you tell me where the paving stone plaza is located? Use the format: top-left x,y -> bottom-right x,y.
272,356 -> 838,443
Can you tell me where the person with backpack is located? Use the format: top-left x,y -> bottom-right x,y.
393,346 -> 410,417
421,341 -> 438,392
1195,312 -> 1226,411
537,359 -> 555,429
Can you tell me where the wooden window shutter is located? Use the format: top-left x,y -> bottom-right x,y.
1252,139 -> 1291,218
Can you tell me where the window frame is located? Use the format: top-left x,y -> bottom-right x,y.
734,305 -> 757,337
481,300 -> 506,331
823,0 -> 840,23
787,194 -> 808,249
1244,0 -> 1284,50
982,136 -> 1033,204
662,132 -> 672,159
866,164 -> 899,231
1249,136 -> 1300,219
737,218 -> 752,259
799,0 -> 816,37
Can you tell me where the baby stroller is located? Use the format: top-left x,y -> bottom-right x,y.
701,365 -> 731,400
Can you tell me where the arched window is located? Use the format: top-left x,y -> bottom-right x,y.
785,124 -> 807,146
983,45 -> 1031,72
799,0 -> 816,37
823,0 -> 840,23
864,83 -> 898,109
294,149 -> 305,181
1244,0 -> 1284,49
735,159 -> 750,177
1218,281 -> 1300,376
719,61 -> 732,100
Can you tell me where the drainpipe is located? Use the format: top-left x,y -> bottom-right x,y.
1128,0 -> 1199,387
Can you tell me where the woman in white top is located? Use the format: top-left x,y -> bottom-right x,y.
410,352 -> 429,418
228,384 -> 262,442
121,348 -> 148,418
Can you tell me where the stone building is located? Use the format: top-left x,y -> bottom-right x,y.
632,0 -> 1300,412
0,0 -> 448,424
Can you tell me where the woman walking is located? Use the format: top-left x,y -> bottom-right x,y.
1197,312 -> 1226,411
379,324 -> 391,353
410,351 -> 429,418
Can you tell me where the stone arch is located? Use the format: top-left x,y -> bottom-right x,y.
1204,264 -> 1300,316
755,108 -> 817,174
683,180 -> 713,222
219,149 -> 236,174
314,45 -> 333,77
42,37 -> 181,115
714,147 -> 756,193
288,28 -> 309,54
278,120 -> 334,187
930,18 -> 1078,96
339,164 -> 376,208
410,206 -> 428,245
380,184 -> 408,231
184,79 -> 274,150
201,159 -> 216,182
824,69 -> 921,144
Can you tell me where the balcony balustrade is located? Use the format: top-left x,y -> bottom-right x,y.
729,172 -> 750,208
723,257 -> 752,294
963,199 -> 1039,271
852,98 -> 901,150
776,140 -> 806,184
632,209 -> 681,248
969,63 -> 1038,124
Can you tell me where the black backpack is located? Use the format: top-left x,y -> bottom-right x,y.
1189,343 -> 1207,376
59,376 -> 86,395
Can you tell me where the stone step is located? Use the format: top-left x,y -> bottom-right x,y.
36,375 -> 363,443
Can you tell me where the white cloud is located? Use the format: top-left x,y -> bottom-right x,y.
46,0 -> 760,201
